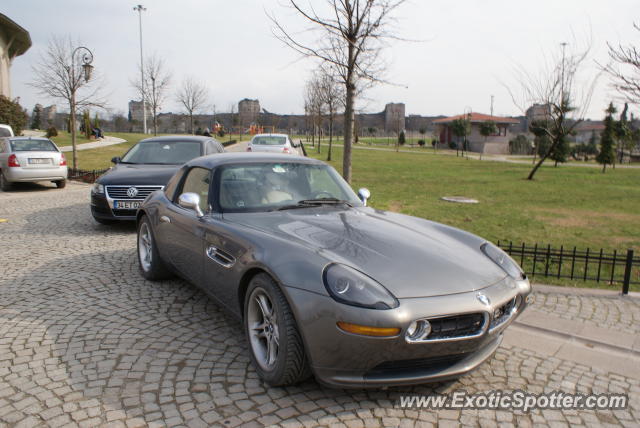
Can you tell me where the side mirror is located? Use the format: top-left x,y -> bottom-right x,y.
358,188 -> 371,206
178,192 -> 204,217
111,156 -> 121,164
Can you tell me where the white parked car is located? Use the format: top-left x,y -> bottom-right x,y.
0,137 -> 68,191
247,133 -> 303,156
0,124 -> 14,137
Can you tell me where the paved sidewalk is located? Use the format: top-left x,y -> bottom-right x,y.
505,284 -> 640,379
60,135 -> 127,152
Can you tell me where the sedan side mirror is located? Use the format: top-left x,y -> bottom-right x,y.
358,188 -> 371,206
111,156 -> 121,164
178,192 -> 204,218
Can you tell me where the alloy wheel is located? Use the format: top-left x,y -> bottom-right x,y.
138,222 -> 153,272
247,288 -> 279,370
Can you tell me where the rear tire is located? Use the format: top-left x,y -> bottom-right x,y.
137,215 -> 172,280
244,273 -> 311,386
54,179 -> 66,189
0,172 -> 11,191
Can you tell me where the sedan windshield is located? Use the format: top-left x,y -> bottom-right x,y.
121,141 -> 202,164
251,136 -> 286,146
10,139 -> 57,152
218,162 -> 361,212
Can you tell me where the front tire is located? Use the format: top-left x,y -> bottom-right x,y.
0,172 -> 11,191
137,215 -> 172,280
244,273 -> 311,386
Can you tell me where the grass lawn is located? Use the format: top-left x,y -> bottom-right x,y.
307,146 -> 640,291
51,131 -> 93,147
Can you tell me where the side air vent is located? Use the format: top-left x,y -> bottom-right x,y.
206,246 -> 236,268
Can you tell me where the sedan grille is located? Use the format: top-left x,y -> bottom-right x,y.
106,185 -> 163,200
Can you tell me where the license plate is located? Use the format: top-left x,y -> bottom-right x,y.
28,158 -> 51,164
114,200 -> 141,210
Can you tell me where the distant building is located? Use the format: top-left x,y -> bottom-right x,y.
384,103 -> 405,133
128,100 -> 152,132
42,105 -> 57,126
574,120 -> 604,144
0,13 -> 31,98
238,98 -> 260,127
525,103 -> 551,130
433,112 -> 520,154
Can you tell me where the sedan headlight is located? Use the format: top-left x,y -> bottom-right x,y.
323,263 -> 398,310
481,242 -> 525,279
92,183 -> 104,194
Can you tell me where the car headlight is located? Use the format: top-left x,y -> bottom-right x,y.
481,242 -> 525,279
323,263 -> 398,310
92,183 -> 104,194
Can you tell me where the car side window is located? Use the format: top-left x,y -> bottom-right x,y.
164,166 -> 187,201
179,167 -> 211,213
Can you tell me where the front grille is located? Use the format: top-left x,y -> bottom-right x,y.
367,353 -> 469,375
106,185 -> 163,199
426,313 -> 486,340
489,297 -> 518,330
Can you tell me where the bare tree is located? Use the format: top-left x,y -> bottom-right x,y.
176,77 -> 208,134
271,0 -> 408,183
304,73 -> 326,153
318,67 -> 344,161
602,23 -> 640,105
506,41 -> 598,180
132,54 -> 172,135
30,36 -> 107,169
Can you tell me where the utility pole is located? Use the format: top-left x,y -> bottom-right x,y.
134,4 -> 147,134
490,95 -> 494,117
560,42 -> 568,105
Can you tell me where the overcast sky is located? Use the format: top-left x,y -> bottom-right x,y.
5,0 -> 639,119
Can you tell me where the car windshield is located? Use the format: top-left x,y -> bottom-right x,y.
10,139 -> 57,152
251,136 -> 286,146
0,128 -> 12,137
121,141 -> 202,164
218,162 -> 361,212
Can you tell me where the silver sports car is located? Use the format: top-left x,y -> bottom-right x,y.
136,153 -> 531,388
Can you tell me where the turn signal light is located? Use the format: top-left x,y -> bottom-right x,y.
283,147 -> 291,153
8,154 -> 20,167
337,322 -> 400,337
59,153 -> 67,166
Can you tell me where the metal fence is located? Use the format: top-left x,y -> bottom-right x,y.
497,241 -> 639,295
68,168 -> 109,183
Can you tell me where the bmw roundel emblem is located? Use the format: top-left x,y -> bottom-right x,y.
476,293 -> 490,306
127,187 -> 139,198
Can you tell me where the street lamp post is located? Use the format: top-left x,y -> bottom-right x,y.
134,4 -> 147,134
70,46 -> 94,170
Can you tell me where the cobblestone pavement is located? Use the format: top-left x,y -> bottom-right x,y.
530,292 -> 640,335
0,182 -> 638,427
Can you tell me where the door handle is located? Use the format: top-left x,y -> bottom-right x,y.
160,215 -> 171,224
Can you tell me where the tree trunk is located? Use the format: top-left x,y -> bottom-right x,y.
327,112 -> 333,162
528,141 -> 559,179
189,113 -> 194,135
602,163 -> 607,173
342,46 -> 355,183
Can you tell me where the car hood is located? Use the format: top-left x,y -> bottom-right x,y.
224,207 -> 507,298
97,163 -> 180,185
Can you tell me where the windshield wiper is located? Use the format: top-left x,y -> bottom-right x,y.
275,198 -> 353,211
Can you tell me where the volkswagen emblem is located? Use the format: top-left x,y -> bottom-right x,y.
126,187 -> 139,198
476,293 -> 490,306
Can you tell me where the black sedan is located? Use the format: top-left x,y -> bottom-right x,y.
90,135 -> 225,223
136,153 -> 530,388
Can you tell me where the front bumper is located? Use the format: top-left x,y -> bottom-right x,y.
284,277 -> 530,388
90,192 -> 139,221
